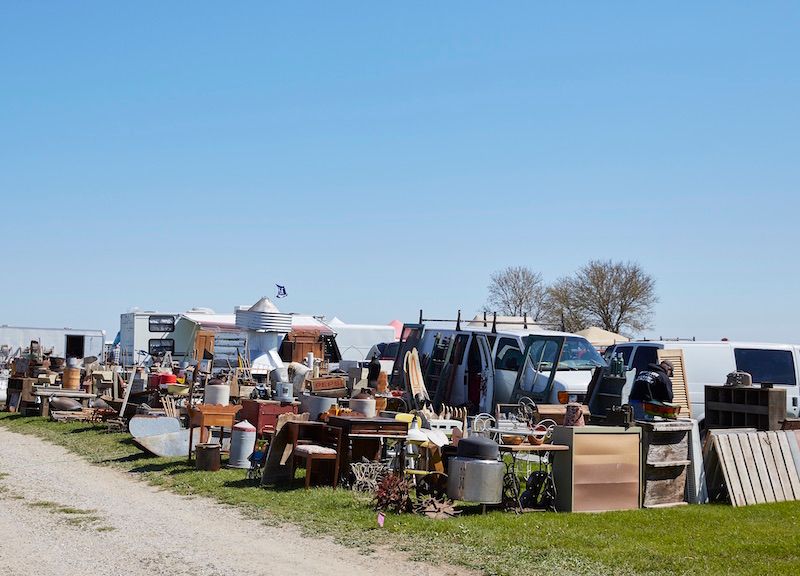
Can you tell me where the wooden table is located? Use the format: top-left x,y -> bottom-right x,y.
498,443 -> 570,512
326,415 -> 408,478
33,388 -> 97,418
187,404 -> 242,461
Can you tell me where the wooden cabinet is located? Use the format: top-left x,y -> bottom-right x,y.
705,386 -> 786,431
551,426 -> 641,512
240,399 -> 300,437
638,420 -> 692,508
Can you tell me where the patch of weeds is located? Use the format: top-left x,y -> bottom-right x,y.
95,525 -> 116,532
64,515 -> 103,527
28,500 -> 61,509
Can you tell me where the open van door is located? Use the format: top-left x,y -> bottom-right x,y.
511,335 -> 565,404
475,334 -> 494,414
389,323 -> 424,390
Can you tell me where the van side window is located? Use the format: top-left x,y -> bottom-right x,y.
494,337 -> 523,372
613,345 -> 634,365
734,349 -> 797,386
632,347 -> 659,374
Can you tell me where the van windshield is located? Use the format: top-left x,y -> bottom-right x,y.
556,337 -> 606,370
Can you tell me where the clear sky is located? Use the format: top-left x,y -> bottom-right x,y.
1,2 -> 798,343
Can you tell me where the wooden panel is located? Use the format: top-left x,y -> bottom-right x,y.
738,433 -> 766,504
766,432 -> 793,501
714,434 -> 745,506
727,434 -> 756,505
777,432 -> 800,499
747,433 -> 775,502
657,349 -> 691,418
193,330 -> 215,361
759,433 -> 786,501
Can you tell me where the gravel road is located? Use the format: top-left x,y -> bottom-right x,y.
0,428 -> 467,576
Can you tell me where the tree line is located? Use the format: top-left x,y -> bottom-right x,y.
485,260 -> 657,335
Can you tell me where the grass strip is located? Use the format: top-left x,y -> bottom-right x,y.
1,413 -> 799,576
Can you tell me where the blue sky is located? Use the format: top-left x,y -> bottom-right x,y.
1,2 -> 798,342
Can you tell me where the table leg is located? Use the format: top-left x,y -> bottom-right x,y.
502,453 -> 522,512
188,426 -> 195,462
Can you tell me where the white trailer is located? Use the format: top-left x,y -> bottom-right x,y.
119,312 -> 200,366
0,325 -> 105,360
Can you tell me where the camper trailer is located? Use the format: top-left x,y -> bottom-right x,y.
119,312 -> 201,365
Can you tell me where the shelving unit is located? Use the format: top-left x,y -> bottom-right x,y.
705,386 -> 786,431
638,420 -> 693,508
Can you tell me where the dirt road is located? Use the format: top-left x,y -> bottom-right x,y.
0,428 -> 464,576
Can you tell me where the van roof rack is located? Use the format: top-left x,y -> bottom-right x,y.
417,310 -> 561,334
640,337 -> 696,342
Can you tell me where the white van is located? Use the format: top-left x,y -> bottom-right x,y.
604,341 -> 800,425
394,323 -> 605,413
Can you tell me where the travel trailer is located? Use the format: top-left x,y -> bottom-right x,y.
604,340 -> 800,424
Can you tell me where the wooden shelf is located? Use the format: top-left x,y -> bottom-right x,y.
705,386 -> 786,431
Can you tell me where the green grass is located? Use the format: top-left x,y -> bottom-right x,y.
1,413 -> 799,575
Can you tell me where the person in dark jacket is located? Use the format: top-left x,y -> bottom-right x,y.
628,360 -> 674,419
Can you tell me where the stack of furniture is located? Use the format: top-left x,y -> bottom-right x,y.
638,420 -> 693,508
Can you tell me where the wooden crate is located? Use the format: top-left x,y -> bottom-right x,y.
639,420 -> 692,508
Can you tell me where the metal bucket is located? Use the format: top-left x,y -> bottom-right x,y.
446,457 -> 505,504
195,443 -> 221,471
299,395 -> 337,420
228,420 -> 257,468
204,384 -> 230,406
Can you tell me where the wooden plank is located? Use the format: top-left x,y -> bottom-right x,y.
787,431 -> 800,480
761,433 -> 788,501
727,434 -> 757,506
714,434 -> 746,506
767,431 -> 793,500
737,433 -> 766,504
776,432 -> 800,499
656,348 -> 691,418
747,433 -> 776,503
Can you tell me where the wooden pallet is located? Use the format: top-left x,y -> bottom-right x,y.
705,430 -> 800,506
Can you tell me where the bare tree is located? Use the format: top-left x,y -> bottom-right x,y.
486,266 -> 548,320
543,277 -> 588,333
546,260 -> 657,335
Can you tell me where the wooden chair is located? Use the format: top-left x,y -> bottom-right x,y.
291,423 -> 343,489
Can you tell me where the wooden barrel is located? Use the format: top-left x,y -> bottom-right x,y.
62,368 -> 81,390
195,443 -> 221,472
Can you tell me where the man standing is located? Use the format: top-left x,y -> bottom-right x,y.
628,359 -> 674,419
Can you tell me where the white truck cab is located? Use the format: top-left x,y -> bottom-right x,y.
604,340 -> 800,425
